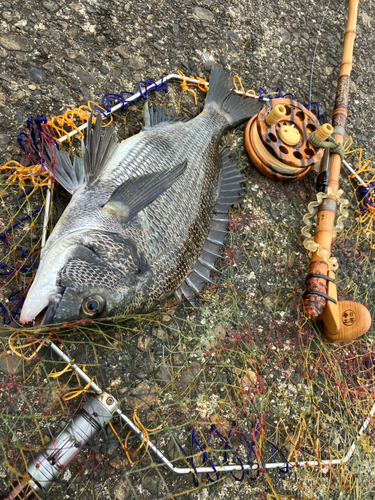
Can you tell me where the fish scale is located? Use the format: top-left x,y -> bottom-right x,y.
20,64 -> 262,324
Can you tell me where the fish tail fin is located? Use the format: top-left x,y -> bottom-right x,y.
204,63 -> 262,126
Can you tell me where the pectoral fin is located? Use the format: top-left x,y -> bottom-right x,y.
104,160 -> 187,224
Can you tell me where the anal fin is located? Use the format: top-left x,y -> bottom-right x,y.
177,149 -> 245,302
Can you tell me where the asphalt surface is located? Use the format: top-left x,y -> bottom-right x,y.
0,0 -> 374,163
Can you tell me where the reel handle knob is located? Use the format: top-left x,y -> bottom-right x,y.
314,123 -> 334,142
266,104 -> 286,126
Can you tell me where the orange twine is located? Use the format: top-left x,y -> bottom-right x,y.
47,101 -> 113,143
0,161 -> 50,188
177,70 -> 209,105
233,75 -> 257,98
109,408 -> 162,465
8,331 -> 46,361
0,101 -> 112,187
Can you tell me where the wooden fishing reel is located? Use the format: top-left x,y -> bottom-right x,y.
245,98 -> 332,182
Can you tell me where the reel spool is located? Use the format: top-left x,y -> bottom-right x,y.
245,98 -> 330,182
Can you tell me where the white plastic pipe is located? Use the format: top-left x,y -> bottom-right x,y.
343,158 -> 365,185
41,177 -> 52,248
55,74 -> 261,144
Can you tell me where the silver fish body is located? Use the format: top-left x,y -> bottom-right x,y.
20,65 -> 262,324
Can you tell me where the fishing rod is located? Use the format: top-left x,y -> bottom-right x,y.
302,0 -> 371,342
243,0 -> 371,342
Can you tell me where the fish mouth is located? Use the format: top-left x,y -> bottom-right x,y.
39,293 -> 63,326
34,306 -> 48,327
20,292 -> 63,326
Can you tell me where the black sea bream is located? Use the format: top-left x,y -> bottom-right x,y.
20,64 -> 262,324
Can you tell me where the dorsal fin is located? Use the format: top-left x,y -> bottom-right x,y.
82,112 -> 118,187
174,149 -> 245,302
143,101 -> 190,128
44,112 -> 118,193
44,142 -> 85,195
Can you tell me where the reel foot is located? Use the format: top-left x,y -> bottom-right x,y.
322,300 -> 371,343
320,270 -> 371,342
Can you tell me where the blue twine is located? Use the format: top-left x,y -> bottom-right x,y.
357,183 -> 375,212
0,262 -> 37,275
154,420 -> 289,490
183,422 -> 264,486
258,87 -> 325,122
16,189 -> 33,207
0,209 -> 42,237
209,424 -> 245,481
100,90 -> 134,115
99,77 -> 168,116
16,116 -> 53,177
28,159 -> 45,177
191,427 -> 218,483
0,209 -> 41,285
17,132 -> 28,153
258,87 -> 272,100
304,101 -> 325,123
0,253 -> 39,277
239,432 -> 260,480
26,116 -> 40,152
0,291 -> 24,326
269,434 -> 289,473
273,88 -> 295,100
34,115 -> 48,137
0,303 -> 10,326
175,439 -> 200,487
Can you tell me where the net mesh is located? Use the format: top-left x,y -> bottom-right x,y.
0,79 -> 374,500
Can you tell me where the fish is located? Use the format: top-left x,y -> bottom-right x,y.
19,64 -> 262,325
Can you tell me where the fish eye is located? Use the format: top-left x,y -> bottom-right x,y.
82,295 -> 105,317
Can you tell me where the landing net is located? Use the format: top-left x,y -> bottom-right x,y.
0,75 -> 374,500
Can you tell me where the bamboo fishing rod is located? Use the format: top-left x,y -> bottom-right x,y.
303,0 -> 371,341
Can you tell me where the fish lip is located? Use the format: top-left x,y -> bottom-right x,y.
34,306 -> 48,327
20,299 -> 49,324
20,290 -> 64,325
40,293 -> 63,326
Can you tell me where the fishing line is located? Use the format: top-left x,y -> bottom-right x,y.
309,0 -> 332,104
